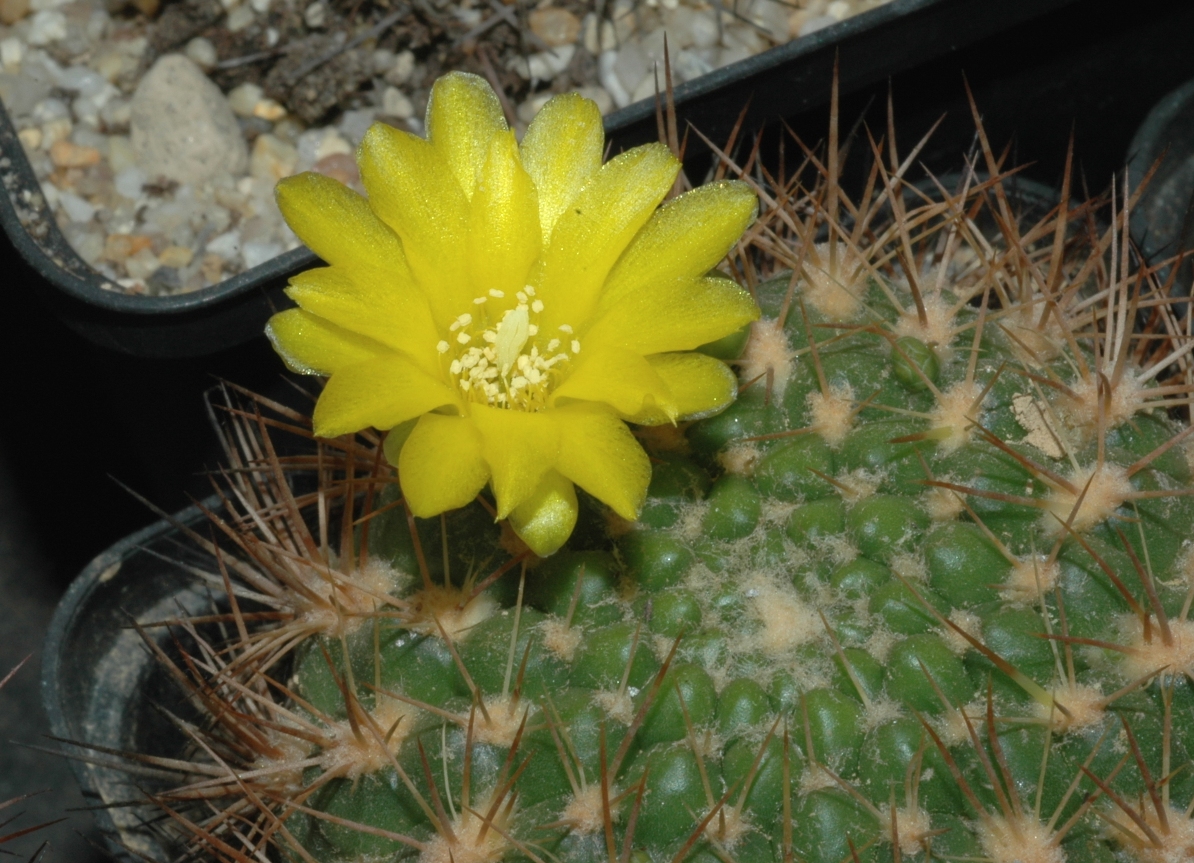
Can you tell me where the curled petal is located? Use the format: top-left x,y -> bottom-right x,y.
469,130 -> 540,299
357,123 -> 472,322
554,403 -> 650,520
314,355 -> 458,438
508,470 -> 578,557
426,71 -> 508,199
584,274 -> 759,356
520,93 -> 604,244
266,308 -> 386,375
470,405 -> 561,518
536,143 -> 680,332
551,346 -> 675,419
396,413 -> 490,517
275,172 -> 407,269
628,353 -> 738,425
284,267 -> 441,376
600,179 -> 758,311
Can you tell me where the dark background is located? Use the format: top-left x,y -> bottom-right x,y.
2,0 -> 1194,858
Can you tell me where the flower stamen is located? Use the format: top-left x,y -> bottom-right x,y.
443,292 -> 580,410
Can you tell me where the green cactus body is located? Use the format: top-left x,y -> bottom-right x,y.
254,258 -> 1194,863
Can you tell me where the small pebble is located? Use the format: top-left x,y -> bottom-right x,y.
185,37 -> 218,71
124,246 -> 160,281
383,49 -> 414,85
248,0 -> 269,13
113,165 -> 145,199
205,230 -> 241,261
58,190 -> 95,222
227,82 -> 262,117
49,139 -> 98,168
103,233 -> 152,263
314,129 -> 351,160
529,7 -> 581,47
0,36 -> 21,68
250,133 -> 298,181
200,252 -> 224,284
225,5 -> 253,32
252,98 -> 286,121
312,152 -> 358,186
381,87 -> 413,119
242,239 -> 282,269
17,127 -> 42,150
26,9 -> 66,45
0,0 -> 29,26
303,1 -> 325,28
158,245 -> 194,268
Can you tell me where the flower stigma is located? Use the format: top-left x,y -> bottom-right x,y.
444,285 -> 578,411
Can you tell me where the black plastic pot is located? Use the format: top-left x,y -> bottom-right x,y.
1127,78 -> 1194,291
41,499 -> 224,863
1,0 -> 1084,359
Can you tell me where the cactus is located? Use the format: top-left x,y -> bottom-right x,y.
124,91 -> 1194,863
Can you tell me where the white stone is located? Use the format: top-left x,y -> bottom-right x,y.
124,247 -> 159,281
510,44 -> 575,82
582,12 -> 599,54
381,86 -> 413,119
114,165 -> 145,199
314,128 -> 351,159
1,38 -> 22,70
690,11 -> 719,47
227,82 -> 262,116
100,95 -> 131,129
303,1 -> 325,28
205,229 -> 241,261
598,49 -> 631,109
372,48 -> 394,75
242,239 -> 281,269
631,73 -> 657,104
612,42 -> 647,96
226,5 -> 253,32
516,91 -> 553,123
185,37 -> 217,70
384,48 -> 414,85
58,190 -> 95,222
337,108 -> 375,145
107,134 -> 135,172
130,54 -> 249,185
41,116 -> 71,145
265,26 -> 278,47
26,10 -> 66,46
799,14 -> 836,36
827,0 -> 851,20
248,0 -> 269,13
673,48 -> 713,83
600,19 -> 616,51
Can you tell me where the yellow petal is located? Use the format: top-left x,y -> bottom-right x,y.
470,405 -> 561,518
357,123 -> 472,322
426,71 -> 508,200
584,273 -> 759,355
536,143 -> 680,331
396,413 -> 490,517
551,346 -> 676,420
508,470 -> 578,557
469,130 -> 540,300
275,171 -> 407,269
628,353 -> 738,426
520,93 -> 603,245
285,267 -> 441,376
599,179 -> 757,312
266,307 -> 387,375
314,355 -> 458,438
554,403 -> 650,519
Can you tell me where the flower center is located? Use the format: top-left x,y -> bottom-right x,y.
435,286 -> 580,411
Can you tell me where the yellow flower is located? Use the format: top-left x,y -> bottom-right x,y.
266,72 -> 759,556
